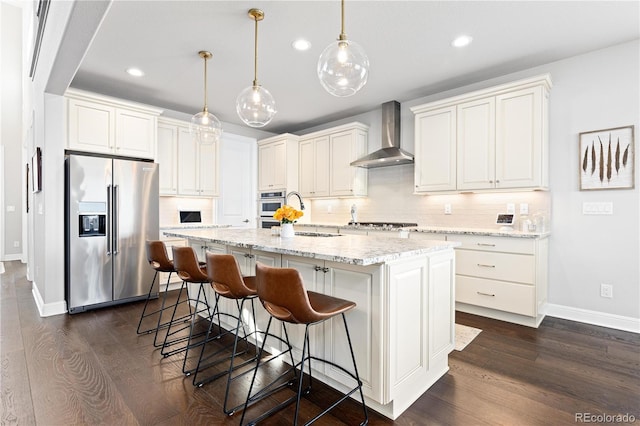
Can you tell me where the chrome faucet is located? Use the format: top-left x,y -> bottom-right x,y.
286,191 -> 305,210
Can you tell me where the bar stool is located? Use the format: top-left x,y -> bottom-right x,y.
241,263 -> 369,426
192,253 -> 262,413
161,246 -> 216,369
137,240 -> 191,348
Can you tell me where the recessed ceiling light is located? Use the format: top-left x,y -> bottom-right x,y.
451,35 -> 473,48
126,67 -> 145,77
292,38 -> 312,51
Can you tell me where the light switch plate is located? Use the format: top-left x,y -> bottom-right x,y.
506,203 -> 515,214
583,202 -> 613,215
519,203 -> 529,215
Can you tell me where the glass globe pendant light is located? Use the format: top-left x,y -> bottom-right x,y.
236,8 -> 277,128
190,50 -> 222,145
317,0 -> 369,97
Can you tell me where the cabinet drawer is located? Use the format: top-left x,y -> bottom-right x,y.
457,275 -> 535,316
451,234 -> 534,254
456,249 -> 534,284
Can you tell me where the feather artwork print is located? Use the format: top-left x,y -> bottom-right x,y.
622,144 -> 629,167
580,126 -> 633,190
615,139 -> 620,175
607,138 -> 612,182
599,140 -> 604,183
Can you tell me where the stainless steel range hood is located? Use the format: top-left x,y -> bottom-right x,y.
350,101 -> 414,168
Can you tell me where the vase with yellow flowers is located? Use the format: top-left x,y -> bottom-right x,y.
273,205 -> 303,238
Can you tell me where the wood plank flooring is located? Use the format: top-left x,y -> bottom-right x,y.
1,260 -> 638,425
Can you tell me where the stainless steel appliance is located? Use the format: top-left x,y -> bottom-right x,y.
65,152 -> 159,313
257,189 -> 286,229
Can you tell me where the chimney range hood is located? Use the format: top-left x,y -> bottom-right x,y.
350,100 -> 414,168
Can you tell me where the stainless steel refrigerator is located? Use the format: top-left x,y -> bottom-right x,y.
65,152 -> 159,314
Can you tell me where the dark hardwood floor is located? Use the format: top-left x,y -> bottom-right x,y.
1,260 -> 638,425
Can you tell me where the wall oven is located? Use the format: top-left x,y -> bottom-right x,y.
258,189 -> 286,228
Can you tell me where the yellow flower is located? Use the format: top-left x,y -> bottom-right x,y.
273,204 -> 304,224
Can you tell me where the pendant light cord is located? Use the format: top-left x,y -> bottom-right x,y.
253,16 -> 259,87
339,0 -> 347,41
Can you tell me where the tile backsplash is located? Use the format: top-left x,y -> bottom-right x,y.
159,197 -> 216,226
308,164 -> 550,230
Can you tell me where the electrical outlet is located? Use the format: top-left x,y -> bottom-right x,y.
327,205 -> 332,214
520,203 -> 529,215
600,283 -> 613,298
506,203 -> 515,214
444,204 -> 452,215
13,241 -> 20,248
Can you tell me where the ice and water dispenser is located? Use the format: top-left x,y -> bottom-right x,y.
77,202 -> 106,237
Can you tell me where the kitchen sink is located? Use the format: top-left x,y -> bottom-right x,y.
294,231 -> 343,237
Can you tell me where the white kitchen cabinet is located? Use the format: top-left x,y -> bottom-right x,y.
177,126 -> 219,196
281,255 -> 383,402
297,122 -> 368,198
157,122 -> 178,195
158,235 -> 185,289
258,134 -> 299,191
157,117 -> 218,197
411,74 -> 551,193
457,97 -> 496,190
329,124 -> 368,197
452,233 -> 548,327
413,106 -> 457,192
66,89 -> 161,159
299,135 -> 330,197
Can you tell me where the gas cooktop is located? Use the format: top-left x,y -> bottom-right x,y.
347,221 -> 418,229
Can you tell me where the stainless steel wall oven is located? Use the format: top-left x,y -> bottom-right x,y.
257,189 -> 286,228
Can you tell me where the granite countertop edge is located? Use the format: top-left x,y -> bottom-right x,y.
296,223 -> 549,238
162,228 -> 458,266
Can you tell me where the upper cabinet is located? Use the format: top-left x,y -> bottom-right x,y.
66,89 -> 161,160
257,134 -> 299,191
298,122 -> 368,198
157,117 -> 219,197
411,74 -> 551,194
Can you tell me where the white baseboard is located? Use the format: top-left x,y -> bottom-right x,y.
2,253 -> 22,261
546,303 -> 640,334
32,282 -> 67,317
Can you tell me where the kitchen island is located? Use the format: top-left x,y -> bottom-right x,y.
163,228 -> 458,420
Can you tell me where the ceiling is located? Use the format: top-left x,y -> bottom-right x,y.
70,1 -> 640,134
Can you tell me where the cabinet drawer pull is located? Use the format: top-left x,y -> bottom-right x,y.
314,265 -> 323,272
477,263 -> 495,268
477,291 -> 496,297
476,243 -> 496,247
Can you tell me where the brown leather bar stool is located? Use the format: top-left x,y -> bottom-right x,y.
192,253 -> 262,413
137,240 -> 191,347
162,246 -> 217,370
241,263 -> 369,426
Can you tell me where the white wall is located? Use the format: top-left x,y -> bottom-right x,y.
1,2 -> 24,261
306,40 -> 640,327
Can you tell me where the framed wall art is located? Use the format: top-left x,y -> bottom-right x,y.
579,125 -> 634,190
32,147 -> 42,193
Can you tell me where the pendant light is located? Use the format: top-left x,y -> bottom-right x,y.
236,8 -> 277,128
190,50 -> 222,145
317,0 -> 369,97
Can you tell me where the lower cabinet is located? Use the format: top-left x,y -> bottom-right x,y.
158,236 -> 186,289
451,233 -> 548,327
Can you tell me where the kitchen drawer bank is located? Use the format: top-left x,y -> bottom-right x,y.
413,227 -> 549,328
163,228 -> 459,420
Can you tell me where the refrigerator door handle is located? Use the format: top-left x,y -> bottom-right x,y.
106,185 -> 112,255
113,184 -> 119,255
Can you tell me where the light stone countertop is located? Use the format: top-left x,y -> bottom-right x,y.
163,227 -> 459,266
296,222 -> 549,238
160,224 -> 232,230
